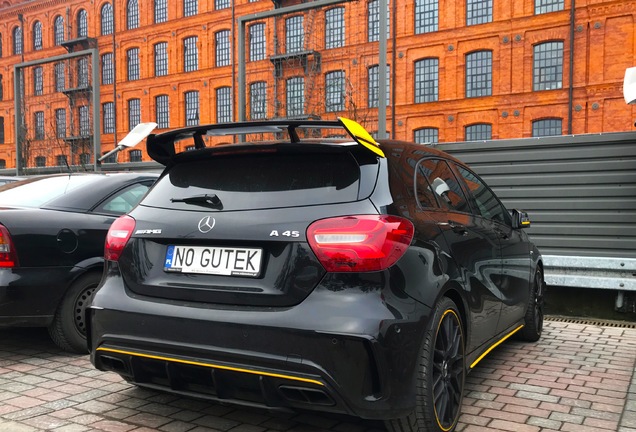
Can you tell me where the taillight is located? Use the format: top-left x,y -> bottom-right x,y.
307,215 -> 414,272
0,224 -> 18,268
105,215 -> 136,261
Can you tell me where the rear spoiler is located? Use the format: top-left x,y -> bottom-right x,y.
146,117 -> 385,165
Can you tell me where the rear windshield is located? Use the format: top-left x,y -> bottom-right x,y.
0,175 -> 101,208
142,152 -> 361,211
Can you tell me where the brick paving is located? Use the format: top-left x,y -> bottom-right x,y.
0,319 -> 635,432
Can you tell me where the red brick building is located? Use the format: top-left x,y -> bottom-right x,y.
0,0 -> 633,170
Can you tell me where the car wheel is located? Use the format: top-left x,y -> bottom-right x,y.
386,297 -> 465,432
518,267 -> 545,342
48,272 -> 101,354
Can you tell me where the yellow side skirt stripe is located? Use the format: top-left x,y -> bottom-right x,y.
469,324 -> 524,369
96,347 -> 324,387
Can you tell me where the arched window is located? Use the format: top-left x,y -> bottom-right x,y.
465,123 -> 492,141
532,118 -> 562,137
77,9 -> 88,38
54,16 -> 65,45
101,3 -> 114,35
414,128 -> 439,144
33,21 -> 43,50
12,26 -> 22,55
127,0 -> 139,30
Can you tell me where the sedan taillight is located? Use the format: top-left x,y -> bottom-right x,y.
105,215 -> 136,261
307,215 -> 414,272
0,224 -> 18,268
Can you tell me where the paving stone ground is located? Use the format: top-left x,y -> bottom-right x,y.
1,319 -> 635,432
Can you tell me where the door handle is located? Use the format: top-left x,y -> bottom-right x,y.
448,222 -> 468,235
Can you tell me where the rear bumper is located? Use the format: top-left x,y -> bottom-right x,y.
88,271 -> 432,420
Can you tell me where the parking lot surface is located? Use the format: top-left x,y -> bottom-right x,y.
1,319 -> 635,432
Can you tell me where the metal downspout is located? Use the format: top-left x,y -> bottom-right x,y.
391,0 -> 396,139
568,0 -> 575,134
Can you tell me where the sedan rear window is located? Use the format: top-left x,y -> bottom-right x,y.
0,175 -> 102,208
142,153 -> 361,211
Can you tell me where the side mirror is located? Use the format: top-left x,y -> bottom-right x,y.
511,209 -> 531,229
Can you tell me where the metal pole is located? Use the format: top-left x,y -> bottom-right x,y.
378,0 -> 387,139
91,48 -> 101,171
13,66 -> 22,175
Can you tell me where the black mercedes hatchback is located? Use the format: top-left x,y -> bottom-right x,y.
88,118 -> 544,432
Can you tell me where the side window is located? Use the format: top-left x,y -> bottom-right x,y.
415,159 -> 439,209
94,182 -> 152,215
454,164 -> 509,224
425,159 -> 470,213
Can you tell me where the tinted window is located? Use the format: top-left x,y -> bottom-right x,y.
95,182 -> 151,215
0,176 -> 101,208
424,159 -> 470,213
454,165 -> 509,224
415,159 -> 438,209
142,153 -> 360,211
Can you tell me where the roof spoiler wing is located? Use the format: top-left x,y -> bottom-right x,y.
146,118 -> 385,165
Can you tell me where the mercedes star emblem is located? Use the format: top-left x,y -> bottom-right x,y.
198,216 -> 216,233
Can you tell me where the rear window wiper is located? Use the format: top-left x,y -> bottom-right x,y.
170,194 -> 223,209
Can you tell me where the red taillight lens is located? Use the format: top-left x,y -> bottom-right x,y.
0,224 -> 18,268
105,215 -> 136,261
307,215 -> 414,272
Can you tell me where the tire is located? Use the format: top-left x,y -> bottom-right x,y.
48,272 -> 101,354
386,297 -> 465,432
517,267 -> 545,342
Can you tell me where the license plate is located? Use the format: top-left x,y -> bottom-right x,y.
164,245 -> 262,277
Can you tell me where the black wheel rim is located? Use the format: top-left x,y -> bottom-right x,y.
534,273 -> 544,335
74,285 -> 97,336
432,310 -> 464,430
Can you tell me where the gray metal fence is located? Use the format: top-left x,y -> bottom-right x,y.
440,132 -> 636,293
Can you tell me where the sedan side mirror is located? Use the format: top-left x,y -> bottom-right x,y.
511,209 -> 531,229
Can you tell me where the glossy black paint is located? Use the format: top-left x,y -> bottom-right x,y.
89,139 -> 542,421
0,173 -> 157,327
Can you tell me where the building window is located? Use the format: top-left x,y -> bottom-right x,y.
414,127 -> 439,144
155,0 -> 168,23
466,0 -> 493,25
368,0 -> 390,42
77,57 -> 89,88
101,3 -> 114,35
56,155 -> 68,166
79,153 -> 91,165
184,0 -> 198,16
249,81 -> 267,120
465,123 -> 492,141
535,0 -> 564,14
286,16 -> 304,54
533,41 -> 563,91
12,27 -> 22,55
249,23 -> 266,62
155,95 -> 169,129
532,118 -> 562,137
35,156 -> 46,167
127,0 -> 139,30
215,0 -> 230,9
215,31 -> 230,67
102,151 -> 117,163
128,98 -> 141,131
286,77 -> 304,117
154,42 -> 168,76
415,58 -> 439,103
183,37 -> 198,72
325,71 -> 345,112
367,64 -> 389,108
34,67 -> 43,95
129,149 -> 142,162
185,91 -> 199,126
325,7 -> 345,49
77,9 -> 88,38
103,102 -> 115,134
127,48 -> 140,80
33,21 -> 42,50
55,108 -> 66,138
0,118 -> 3,143
55,62 -> 65,92
34,111 -> 45,140
466,50 -> 492,98
216,87 -> 232,123
54,16 -> 64,45
415,0 -> 438,33
79,105 -> 90,136
102,53 -> 114,85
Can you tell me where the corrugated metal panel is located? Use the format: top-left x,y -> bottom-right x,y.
439,132 -> 636,260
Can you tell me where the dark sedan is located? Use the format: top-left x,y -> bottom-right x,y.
0,172 -> 157,353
